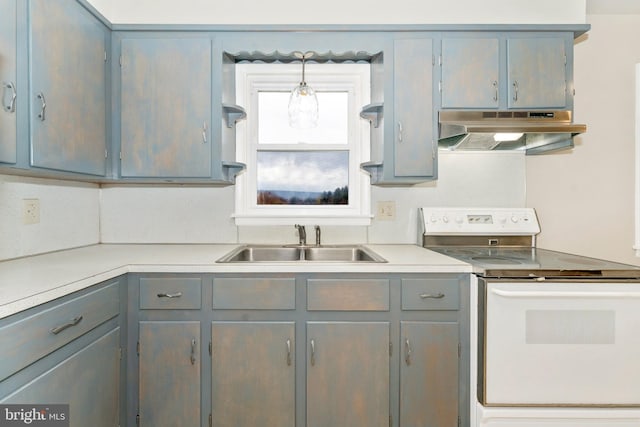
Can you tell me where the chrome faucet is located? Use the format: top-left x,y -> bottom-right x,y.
295,224 -> 307,246
315,225 -> 321,246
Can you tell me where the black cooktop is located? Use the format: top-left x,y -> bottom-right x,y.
429,247 -> 640,279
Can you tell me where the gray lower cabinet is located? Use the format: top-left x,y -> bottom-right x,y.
138,321 -> 201,427
0,277 -> 124,427
307,321 -> 390,427
128,273 -> 468,427
211,321 -> 296,427
0,0 -> 17,165
400,321 -> 459,427
1,328 -> 121,427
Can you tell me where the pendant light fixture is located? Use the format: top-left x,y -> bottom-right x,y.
288,51 -> 319,129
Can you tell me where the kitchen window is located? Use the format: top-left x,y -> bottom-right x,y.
233,63 -> 371,225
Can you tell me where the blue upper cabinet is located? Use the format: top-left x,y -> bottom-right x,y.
441,37 -> 500,109
440,33 -> 572,110
119,37 -> 213,179
29,0 -> 109,176
0,0 -> 17,165
393,38 -> 435,179
507,36 -> 568,109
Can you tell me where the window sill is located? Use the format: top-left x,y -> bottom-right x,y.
232,214 -> 373,226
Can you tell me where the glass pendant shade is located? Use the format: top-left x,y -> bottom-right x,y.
288,52 -> 319,129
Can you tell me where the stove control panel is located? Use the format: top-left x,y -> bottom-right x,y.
420,207 -> 540,235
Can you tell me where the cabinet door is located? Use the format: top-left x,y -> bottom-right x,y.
307,321 -> 389,427
393,39 -> 434,178
507,37 -> 567,109
212,322 -> 295,427
138,321 -> 200,427
400,321 -> 459,427
120,38 -> 212,178
441,38 -> 500,109
30,0 -> 107,175
0,0 -> 17,164
1,328 -> 120,427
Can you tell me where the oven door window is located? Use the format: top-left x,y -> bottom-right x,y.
483,281 -> 640,406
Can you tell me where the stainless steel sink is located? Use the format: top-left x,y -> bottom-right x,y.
216,245 -> 387,263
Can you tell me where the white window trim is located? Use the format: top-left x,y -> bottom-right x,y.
635,63 -> 640,256
233,63 -> 371,226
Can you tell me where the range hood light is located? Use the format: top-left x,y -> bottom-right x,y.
493,132 -> 524,142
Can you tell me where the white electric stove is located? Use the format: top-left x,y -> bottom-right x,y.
420,207 -> 640,427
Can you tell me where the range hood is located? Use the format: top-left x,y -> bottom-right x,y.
438,110 -> 586,155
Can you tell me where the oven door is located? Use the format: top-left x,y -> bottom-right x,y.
480,280 -> 640,406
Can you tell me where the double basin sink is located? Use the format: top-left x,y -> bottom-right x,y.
217,245 -> 387,263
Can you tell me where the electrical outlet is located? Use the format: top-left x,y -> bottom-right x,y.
376,201 -> 396,221
22,199 -> 40,225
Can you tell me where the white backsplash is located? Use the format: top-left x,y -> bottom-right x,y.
0,174 -> 100,261
99,151 -> 526,246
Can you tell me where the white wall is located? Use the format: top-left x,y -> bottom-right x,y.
0,175 -> 100,260
100,152 -> 526,245
92,0 -> 586,24
526,14 -> 640,265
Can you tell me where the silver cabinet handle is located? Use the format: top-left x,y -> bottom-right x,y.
286,339 -> 292,366
405,338 -> 412,365
50,315 -> 83,335
36,92 -> 46,121
2,81 -> 16,113
310,339 -> 316,366
157,292 -> 183,298
190,339 -> 196,365
492,80 -> 498,102
512,80 -> 519,102
397,121 -> 403,143
420,292 -> 445,299
202,121 -> 207,143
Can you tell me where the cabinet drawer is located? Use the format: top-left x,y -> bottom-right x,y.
0,281 -> 120,381
140,278 -> 202,310
213,278 -> 295,310
307,279 -> 390,311
401,279 -> 459,310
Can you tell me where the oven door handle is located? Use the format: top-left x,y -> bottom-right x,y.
491,289 -> 640,299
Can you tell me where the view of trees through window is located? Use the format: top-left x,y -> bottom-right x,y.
256,150 -> 349,205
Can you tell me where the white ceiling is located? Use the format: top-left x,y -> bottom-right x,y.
587,0 -> 640,14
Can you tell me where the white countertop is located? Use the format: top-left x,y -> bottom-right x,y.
0,243 -> 471,319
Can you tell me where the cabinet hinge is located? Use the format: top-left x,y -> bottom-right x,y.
209,413 -> 212,427
389,342 -> 392,357
119,151 -> 123,160
564,54 -> 567,66
119,55 -> 123,67
105,149 -> 108,159
104,50 -> 107,62
209,341 -> 212,356
136,341 -> 140,356
458,342 -> 461,358
438,54 -> 442,66
438,81 -> 442,93
389,414 -> 393,427
118,347 -> 122,360
432,142 -> 436,159
136,414 -> 140,427
458,415 -> 462,427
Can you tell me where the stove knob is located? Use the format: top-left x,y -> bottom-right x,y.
455,216 -> 464,224
511,215 -> 519,223
442,215 -> 449,223
430,215 -> 438,223
498,216 -> 507,224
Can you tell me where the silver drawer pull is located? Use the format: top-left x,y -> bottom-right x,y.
310,339 -> 316,366
190,339 -> 197,365
50,315 -> 83,335
36,92 -> 46,121
286,339 -> 292,366
405,338 -> 412,365
2,81 -> 16,113
157,292 -> 183,298
420,292 -> 445,299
